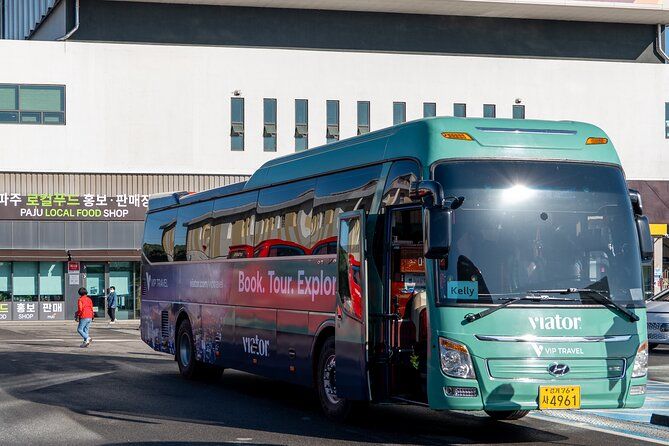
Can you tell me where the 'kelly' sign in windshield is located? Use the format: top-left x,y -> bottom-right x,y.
0,193 -> 149,221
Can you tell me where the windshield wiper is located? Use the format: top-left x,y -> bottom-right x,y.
464,294 -> 575,323
529,288 -> 639,323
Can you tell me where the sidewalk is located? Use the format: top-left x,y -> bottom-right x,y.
0,319 -> 140,329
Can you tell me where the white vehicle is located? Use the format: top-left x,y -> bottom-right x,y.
647,289 -> 669,350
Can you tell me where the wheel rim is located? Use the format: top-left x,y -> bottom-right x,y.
323,354 -> 340,405
179,332 -> 191,367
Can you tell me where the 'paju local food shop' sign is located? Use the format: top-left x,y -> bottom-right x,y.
0,193 -> 149,221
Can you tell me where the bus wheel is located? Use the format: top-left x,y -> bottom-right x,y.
317,337 -> 353,421
484,410 -> 529,420
176,318 -> 222,381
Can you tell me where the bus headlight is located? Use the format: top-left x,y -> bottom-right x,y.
632,341 -> 648,378
439,337 -> 475,379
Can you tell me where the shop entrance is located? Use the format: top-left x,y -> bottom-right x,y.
83,263 -> 107,319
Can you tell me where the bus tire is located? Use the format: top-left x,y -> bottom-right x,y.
484,410 -> 529,420
176,318 -> 222,381
317,337 -> 355,421
649,343 -> 659,351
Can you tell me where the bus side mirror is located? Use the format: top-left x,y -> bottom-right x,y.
636,215 -> 654,261
424,206 -> 452,259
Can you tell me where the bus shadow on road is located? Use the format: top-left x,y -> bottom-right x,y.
0,350 -> 567,444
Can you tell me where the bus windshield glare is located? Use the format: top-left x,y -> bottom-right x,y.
434,160 -> 644,307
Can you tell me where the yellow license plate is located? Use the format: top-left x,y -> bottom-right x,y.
539,385 -> 580,410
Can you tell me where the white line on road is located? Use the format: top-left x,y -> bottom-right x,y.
529,413 -> 669,445
2,338 -> 140,342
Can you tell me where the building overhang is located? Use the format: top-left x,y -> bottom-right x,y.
0,249 -> 141,262
107,0 -> 669,24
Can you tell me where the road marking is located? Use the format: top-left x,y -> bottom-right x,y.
1,338 -> 65,342
529,412 -> 669,445
1,338 -> 140,342
3,371 -> 112,392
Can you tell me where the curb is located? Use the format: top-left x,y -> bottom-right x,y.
0,320 -> 140,327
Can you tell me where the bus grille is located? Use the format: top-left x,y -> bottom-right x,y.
487,358 -> 625,380
161,311 -> 169,338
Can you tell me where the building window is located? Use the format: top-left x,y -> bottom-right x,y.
665,103 -> 669,139
326,100 -> 339,144
263,98 -> 277,152
393,102 -> 406,125
513,104 -> 526,119
423,102 -> 436,118
483,104 -> 496,118
295,99 -> 308,151
0,84 -> 65,125
357,101 -> 370,135
230,97 -> 244,151
39,261 -> 63,302
13,262 -> 38,302
454,103 -> 467,118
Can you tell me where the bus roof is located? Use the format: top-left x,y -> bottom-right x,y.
245,116 -> 619,190
148,117 -> 619,212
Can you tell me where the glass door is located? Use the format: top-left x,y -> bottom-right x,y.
84,263 -> 106,319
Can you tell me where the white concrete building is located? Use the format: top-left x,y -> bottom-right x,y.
0,0 -> 668,321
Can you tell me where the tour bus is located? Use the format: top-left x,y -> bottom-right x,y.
141,117 -> 652,420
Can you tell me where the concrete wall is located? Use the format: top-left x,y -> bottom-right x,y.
0,39 -> 667,180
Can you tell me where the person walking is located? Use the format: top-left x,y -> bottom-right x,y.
75,287 -> 94,347
107,286 -> 117,324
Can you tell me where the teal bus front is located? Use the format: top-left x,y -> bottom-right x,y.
424,159 -> 648,413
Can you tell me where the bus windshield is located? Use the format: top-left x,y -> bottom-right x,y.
434,160 -> 644,307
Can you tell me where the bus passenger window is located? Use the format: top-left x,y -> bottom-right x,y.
142,209 -> 177,263
382,160 -> 420,207
255,179 -> 314,257
312,164 -> 382,251
173,201 -> 214,261
210,191 -> 258,259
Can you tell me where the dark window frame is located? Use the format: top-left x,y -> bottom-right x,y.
231,97 -> 245,151
513,104 -> 526,119
393,102 -> 406,125
483,104 -> 496,118
423,102 -> 436,118
263,98 -> 277,152
454,103 -> 467,118
0,83 -> 66,125
326,100 -> 340,143
295,99 -> 308,151
357,101 -> 370,135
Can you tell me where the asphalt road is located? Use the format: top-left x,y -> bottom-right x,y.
0,322 -> 666,446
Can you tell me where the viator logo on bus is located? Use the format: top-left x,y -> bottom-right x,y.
242,335 -> 270,357
528,315 -> 582,330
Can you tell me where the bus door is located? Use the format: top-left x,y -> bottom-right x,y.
335,210 -> 370,400
387,206 -> 427,401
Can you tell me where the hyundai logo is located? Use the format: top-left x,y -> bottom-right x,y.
548,363 -> 570,377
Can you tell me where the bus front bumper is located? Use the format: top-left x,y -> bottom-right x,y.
430,372 -> 647,411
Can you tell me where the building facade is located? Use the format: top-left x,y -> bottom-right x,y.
1,0 -> 669,321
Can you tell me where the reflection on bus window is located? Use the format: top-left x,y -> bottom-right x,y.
312,165 -> 382,254
255,179 -> 315,257
175,201 -> 214,261
143,209 -> 177,262
210,192 -> 258,259
382,160 -> 420,207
